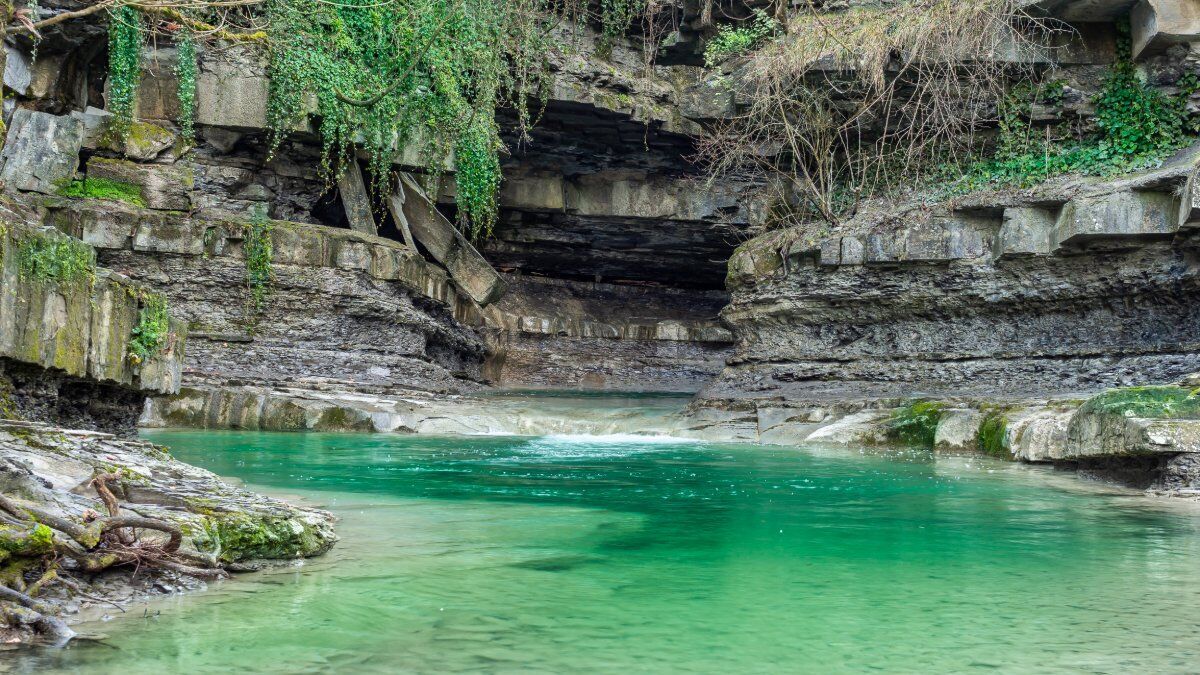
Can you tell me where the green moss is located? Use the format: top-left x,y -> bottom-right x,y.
0,523 -> 55,557
13,230 -> 96,286
946,21 -> 1193,193
887,401 -> 947,448
704,8 -> 780,67
192,511 -> 325,563
58,177 -> 147,207
0,376 -> 16,421
1079,386 -> 1200,420
976,408 -> 1010,459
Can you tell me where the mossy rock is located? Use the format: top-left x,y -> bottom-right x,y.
1079,386 -> 1200,420
192,511 -> 331,563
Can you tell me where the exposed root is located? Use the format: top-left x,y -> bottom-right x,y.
0,474 -> 229,641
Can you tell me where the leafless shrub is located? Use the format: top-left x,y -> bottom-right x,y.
699,0 -> 1069,229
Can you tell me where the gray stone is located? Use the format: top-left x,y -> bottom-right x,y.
500,174 -> 566,211
1066,411 -> 1200,457
137,46 -> 182,121
806,411 -> 890,445
997,207 -> 1055,256
1052,190 -> 1178,247
819,238 -> 841,267
1132,0 -> 1200,60
195,46 -> 273,130
4,48 -> 66,99
3,44 -> 31,96
1179,163 -> 1200,228
398,173 -> 506,306
337,161 -> 377,235
1008,409 -> 1073,462
0,109 -> 83,194
840,236 -> 865,265
934,409 -> 983,452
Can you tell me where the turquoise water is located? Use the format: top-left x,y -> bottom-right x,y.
15,430 -> 1200,673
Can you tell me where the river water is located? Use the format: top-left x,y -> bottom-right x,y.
10,426 -> 1200,673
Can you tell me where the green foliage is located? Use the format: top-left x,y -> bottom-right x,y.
263,0 -> 560,240
107,5 -> 143,139
949,25 -> 1193,192
887,401 -> 947,448
14,231 -> 96,286
455,116 -> 502,239
243,209 -> 274,313
128,292 -> 170,365
976,409 -> 1009,459
1079,386 -> 1200,419
58,177 -> 146,207
704,9 -> 779,67
598,0 -> 646,54
175,29 -> 198,144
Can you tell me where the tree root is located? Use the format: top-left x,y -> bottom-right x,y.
0,473 -> 231,641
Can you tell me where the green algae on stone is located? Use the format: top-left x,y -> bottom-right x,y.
887,400 -> 947,448
1079,386 -> 1200,419
976,408 -> 1010,459
191,510 -> 332,563
58,177 -> 147,208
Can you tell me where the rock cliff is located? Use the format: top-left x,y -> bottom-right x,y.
1,0 -> 1199,496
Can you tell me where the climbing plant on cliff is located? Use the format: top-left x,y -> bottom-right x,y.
128,292 -> 170,366
107,4 -> 143,138
244,208 -> 274,314
175,29 -> 198,144
949,23 -> 1194,191
262,0 -> 569,239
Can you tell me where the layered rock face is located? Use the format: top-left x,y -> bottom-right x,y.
706,166 -> 1200,404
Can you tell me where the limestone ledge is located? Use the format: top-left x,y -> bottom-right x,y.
728,156 -> 1199,290
41,197 -> 485,328
0,418 -> 337,566
1,221 -> 183,394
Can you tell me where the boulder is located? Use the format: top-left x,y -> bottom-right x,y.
806,410 -> 890,445
337,161 -> 378,235
1007,409 -> 1073,461
1065,411 -> 1200,457
3,47 -> 66,99
195,47 -> 272,130
73,108 -> 177,161
0,109 -> 83,194
934,409 -> 983,452
397,173 -> 506,306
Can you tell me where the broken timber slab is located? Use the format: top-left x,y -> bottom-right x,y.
338,161 -> 378,235
396,173 -> 507,306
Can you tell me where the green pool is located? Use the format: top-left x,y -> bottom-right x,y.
17,430 -> 1200,673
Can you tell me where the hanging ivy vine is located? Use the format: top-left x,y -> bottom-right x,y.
263,0 -> 568,240
175,29 -> 198,145
101,0 -> 654,240
107,5 -> 143,138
